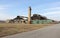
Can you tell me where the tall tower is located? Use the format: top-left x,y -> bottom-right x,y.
28,6 -> 32,24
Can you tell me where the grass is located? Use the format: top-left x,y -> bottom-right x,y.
0,23 -> 54,37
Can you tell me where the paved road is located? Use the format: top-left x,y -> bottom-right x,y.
2,24 -> 60,38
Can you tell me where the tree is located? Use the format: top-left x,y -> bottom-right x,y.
31,14 -> 47,20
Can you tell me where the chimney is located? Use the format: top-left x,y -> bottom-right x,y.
28,6 -> 32,24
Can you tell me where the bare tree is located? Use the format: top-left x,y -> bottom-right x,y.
31,14 -> 47,20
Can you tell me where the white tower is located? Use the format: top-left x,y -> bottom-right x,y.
28,6 -> 32,24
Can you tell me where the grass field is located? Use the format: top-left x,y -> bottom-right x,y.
0,23 -> 54,37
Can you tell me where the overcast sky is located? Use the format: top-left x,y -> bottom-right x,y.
0,0 -> 60,21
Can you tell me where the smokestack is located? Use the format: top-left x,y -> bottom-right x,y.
28,6 -> 32,24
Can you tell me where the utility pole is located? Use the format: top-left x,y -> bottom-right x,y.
28,6 -> 32,24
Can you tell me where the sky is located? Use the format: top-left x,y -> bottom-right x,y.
0,0 -> 60,21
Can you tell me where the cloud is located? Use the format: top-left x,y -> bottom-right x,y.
0,6 -> 7,10
42,11 -> 60,15
43,7 -> 60,11
0,12 -> 15,20
0,5 -> 14,20
0,1 -> 60,21
41,7 -> 60,21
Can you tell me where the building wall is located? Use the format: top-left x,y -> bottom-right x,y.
32,20 -> 53,24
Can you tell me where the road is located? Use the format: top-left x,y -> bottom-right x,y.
2,24 -> 60,38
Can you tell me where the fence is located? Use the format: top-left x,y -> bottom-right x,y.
32,20 -> 52,24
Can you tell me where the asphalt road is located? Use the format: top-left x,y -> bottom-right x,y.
2,24 -> 60,38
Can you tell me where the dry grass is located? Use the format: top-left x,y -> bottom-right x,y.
0,23 -> 54,37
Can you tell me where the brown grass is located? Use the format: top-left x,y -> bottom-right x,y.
0,23 -> 54,37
